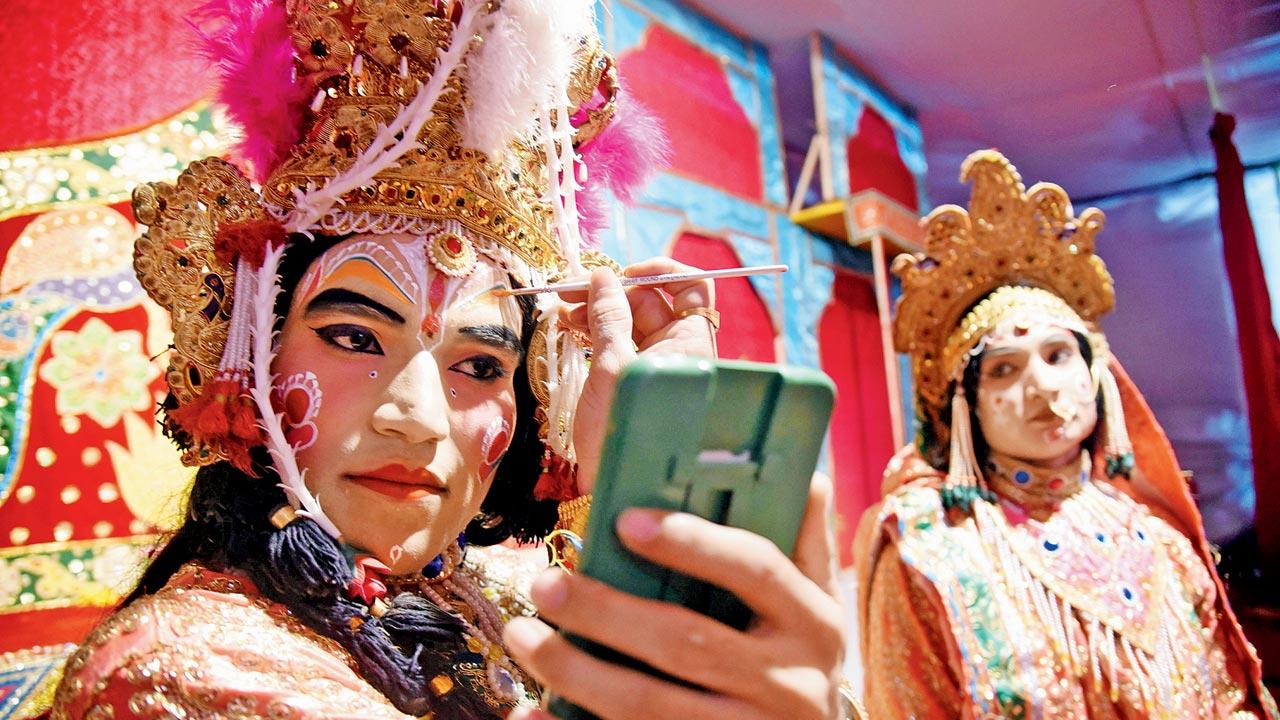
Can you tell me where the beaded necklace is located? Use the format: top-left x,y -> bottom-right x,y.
986,449 -> 1090,516
970,452 -> 1214,714
387,540 -> 536,709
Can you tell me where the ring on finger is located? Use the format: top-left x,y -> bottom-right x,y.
675,306 -> 720,333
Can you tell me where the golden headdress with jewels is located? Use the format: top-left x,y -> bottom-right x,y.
892,150 -> 1133,502
894,149 -> 1115,410
263,0 -> 617,268
129,0 -> 655,539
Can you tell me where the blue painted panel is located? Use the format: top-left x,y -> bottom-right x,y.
604,0 -> 787,210
640,173 -> 771,239
819,54 -> 862,200
775,220 -> 834,371
591,195 -> 625,261
727,232 -> 781,318
607,1 -> 651,55
754,45 -> 789,207
817,37 -> 928,207
776,219 -> 835,474
606,0 -> 750,64
600,203 -> 685,265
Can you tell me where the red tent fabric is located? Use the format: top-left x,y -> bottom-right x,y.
818,272 -> 895,567
618,25 -> 764,203
1210,112 -> 1280,578
671,233 -> 777,363
846,107 -> 919,213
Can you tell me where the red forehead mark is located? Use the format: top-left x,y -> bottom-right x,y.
421,314 -> 441,339
419,274 -> 452,340
428,274 -> 447,310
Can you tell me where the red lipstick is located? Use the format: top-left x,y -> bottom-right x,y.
346,464 -> 446,501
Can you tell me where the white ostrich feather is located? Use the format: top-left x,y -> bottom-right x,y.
247,243 -> 342,539
461,0 -> 597,159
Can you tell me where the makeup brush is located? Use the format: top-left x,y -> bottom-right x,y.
492,264 -> 788,297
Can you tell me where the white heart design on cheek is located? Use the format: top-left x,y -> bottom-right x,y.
479,415 -> 512,479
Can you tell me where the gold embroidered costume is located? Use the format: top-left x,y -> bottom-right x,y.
53,549 -> 540,719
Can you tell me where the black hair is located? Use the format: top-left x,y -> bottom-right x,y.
129,234 -> 558,717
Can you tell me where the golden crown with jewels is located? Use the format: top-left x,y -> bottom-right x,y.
265,0 -> 617,269
892,149 -> 1116,418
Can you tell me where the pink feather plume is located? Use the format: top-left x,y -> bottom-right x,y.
576,98 -> 670,245
191,0 -> 305,183
574,176 -> 611,247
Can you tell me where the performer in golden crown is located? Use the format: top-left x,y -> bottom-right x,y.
48,1 -> 851,718
855,149 -> 1277,719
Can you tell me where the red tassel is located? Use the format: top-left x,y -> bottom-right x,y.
214,218 -> 287,267
223,444 -> 257,476
533,452 -> 579,502
229,394 -> 260,442
168,373 -> 263,475
169,378 -> 235,435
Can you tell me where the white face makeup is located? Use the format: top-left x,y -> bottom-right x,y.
973,321 -> 1098,466
273,232 -> 522,574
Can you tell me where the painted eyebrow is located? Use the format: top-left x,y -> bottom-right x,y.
304,288 -> 405,325
982,345 -> 1023,359
459,324 -> 522,355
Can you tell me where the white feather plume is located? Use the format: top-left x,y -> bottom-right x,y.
246,243 -> 342,539
460,2 -> 540,155
460,0 -> 597,158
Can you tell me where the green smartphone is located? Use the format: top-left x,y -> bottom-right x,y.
546,355 -> 835,720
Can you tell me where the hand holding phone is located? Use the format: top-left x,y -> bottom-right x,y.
545,355 -> 836,719
502,470 -> 849,720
